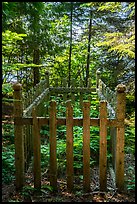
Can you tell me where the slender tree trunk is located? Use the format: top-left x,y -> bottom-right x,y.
68,2 -> 73,87
85,9 -> 92,87
33,48 -> 40,86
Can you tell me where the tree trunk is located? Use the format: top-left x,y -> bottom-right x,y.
68,2 -> 73,87
33,48 -> 40,86
85,9 -> 92,87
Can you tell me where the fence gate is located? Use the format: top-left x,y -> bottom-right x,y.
13,70 -> 126,192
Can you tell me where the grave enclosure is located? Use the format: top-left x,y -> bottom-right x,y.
13,70 -> 126,192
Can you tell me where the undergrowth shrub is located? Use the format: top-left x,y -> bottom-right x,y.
2,145 -> 15,184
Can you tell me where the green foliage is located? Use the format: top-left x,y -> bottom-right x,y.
97,2 -> 122,12
2,30 -> 27,58
2,83 -> 13,97
2,122 -> 15,184
20,185 -> 53,201
126,94 -> 135,117
126,166 -> 135,191
2,145 -> 15,184
21,186 -> 36,197
125,126 -> 135,155
2,30 -> 28,90
2,2 -> 135,93
2,123 -> 14,145
41,184 -> 53,192
41,145 -> 50,169
96,31 -> 135,59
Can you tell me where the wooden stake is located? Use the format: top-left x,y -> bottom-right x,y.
66,100 -> 74,191
13,83 -> 24,190
32,107 -> 41,188
115,84 -> 126,191
99,101 -> 107,191
83,101 -> 90,192
49,100 -> 57,190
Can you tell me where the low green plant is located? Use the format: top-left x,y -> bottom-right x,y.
2,145 -> 15,184
126,94 -> 135,117
2,123 -> 14,144
21,186 -> 35,197
41,184 -> 53,192
125,126 -> 135,155
2,83 -> 13,97
41,144 -> 50,169
8,199 -> 20,202
127,179 -> 135,191
126,166 -> 135,191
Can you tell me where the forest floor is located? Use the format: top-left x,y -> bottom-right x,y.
2,155 -> 135,202
2,102 -> 135,202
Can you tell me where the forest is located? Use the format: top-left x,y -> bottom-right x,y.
2,2 -> 135,202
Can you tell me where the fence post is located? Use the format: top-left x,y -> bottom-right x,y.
24,126 -> 27,171
49,100 -> 57,190
96,70 -> 101,90
13,83 -> 24,190
83,101 -> 90,192
32,107 -> 41,189
115,84 -> 126,192
66,100 -> 74,191
99,101 -> 107,191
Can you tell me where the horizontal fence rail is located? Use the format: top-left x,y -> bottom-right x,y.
14,117 -> 124,127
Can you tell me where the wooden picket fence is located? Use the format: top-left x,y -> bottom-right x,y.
13,70 -> 126,192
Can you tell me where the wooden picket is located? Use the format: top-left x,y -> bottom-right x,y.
66,100 -> 74,191
49,100 -> 57,190
13,83 -> 24,189
32,107 -> 41,188
115,84 -> 126,191
83,101 -> 91,192
99,101 -> 107,191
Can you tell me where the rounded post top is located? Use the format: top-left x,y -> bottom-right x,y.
13,83 -> 22,91
116,84 -> 126,93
